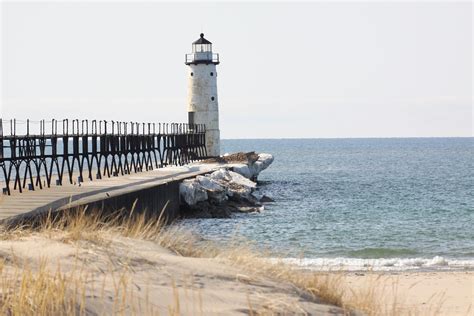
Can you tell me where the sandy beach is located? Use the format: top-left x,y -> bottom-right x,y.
339,270 -> 473,316
1,225 -> 472,315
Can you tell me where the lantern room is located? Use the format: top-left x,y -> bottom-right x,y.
185,33 -> 219,65
193,33 -> 212,52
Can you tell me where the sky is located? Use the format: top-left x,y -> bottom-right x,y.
1,1 -> 472,139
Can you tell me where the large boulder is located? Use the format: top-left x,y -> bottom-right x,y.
249,153 -> 274,178
208,168 -> 233,182
231,153 -> 274,180
208,169 -> 257,201
195,175 -> 227,203
227,170 -> 257,190
231,164 -> 253,179
179,179 -> 208,205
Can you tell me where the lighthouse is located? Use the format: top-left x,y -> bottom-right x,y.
185,33 -> 220,157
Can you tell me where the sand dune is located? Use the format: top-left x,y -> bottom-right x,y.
0,234 -> 345,315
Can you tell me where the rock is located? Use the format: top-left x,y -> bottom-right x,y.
248,153 -> 274,180
195,175 -> 227,203
181,169 -> 258,206
208,169 -> 257,200
181,201 -> 232,218
231,164 -> 252,179
229,153 -> 274,180
179,179 -> 208,205
202,152 -> 259,164
220,170 -> 258,203
226,182 -> 251,199
234,206 -> 263,213
227,200 -> 264,213
260,195 -> 275,203
209,168 -> 233,182
228,170 -> 257,189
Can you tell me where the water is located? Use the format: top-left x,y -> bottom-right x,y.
181,138 -> 474,271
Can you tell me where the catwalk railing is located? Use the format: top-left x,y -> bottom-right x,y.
0,119 -> 207,195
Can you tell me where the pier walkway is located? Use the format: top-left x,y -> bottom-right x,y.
0,163 -> 220,223
0,119 -> 214,224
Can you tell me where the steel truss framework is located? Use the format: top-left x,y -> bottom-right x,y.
0,119 -> 207,195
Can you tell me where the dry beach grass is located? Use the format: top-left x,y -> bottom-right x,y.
0,205 -> 469,315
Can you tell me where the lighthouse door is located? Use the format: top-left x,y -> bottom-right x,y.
188,111 -> 195,126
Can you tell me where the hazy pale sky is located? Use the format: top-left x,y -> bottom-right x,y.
1,1 -> 472,138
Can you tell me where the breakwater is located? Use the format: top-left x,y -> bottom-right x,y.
0,152 -> 274,226
179,152 -> 274,218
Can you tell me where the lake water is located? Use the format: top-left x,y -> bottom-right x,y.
181,138 -> 474,271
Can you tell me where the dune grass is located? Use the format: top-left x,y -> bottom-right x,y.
0,205 -> 448,315
0,258 -> 84,315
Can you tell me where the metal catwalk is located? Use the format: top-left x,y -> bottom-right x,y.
0,119 -> 207,195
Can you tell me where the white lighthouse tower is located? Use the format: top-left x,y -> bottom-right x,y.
185,33 -> 220,157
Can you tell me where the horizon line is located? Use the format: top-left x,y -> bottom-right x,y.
221,136 -> 474,140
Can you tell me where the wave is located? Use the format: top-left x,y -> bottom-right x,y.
275,256 -> 474,271
347,247 -> 419,258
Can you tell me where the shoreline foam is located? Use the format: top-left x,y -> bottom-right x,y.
279,256 -> 474,272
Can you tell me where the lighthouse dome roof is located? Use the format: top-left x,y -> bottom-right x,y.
193,33 -> 212,45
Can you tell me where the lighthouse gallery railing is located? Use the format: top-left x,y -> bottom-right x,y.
185,53 -> 219,64
0,119 -> 207,195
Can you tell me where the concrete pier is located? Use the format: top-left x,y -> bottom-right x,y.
0,164 -> 221,224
